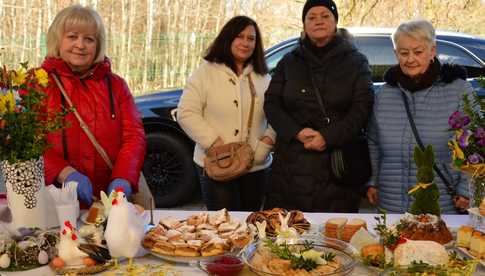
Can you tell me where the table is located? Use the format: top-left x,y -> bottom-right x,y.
1,210 -> 484,276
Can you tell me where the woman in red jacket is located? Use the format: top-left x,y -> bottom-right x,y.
42,5 -> 146,207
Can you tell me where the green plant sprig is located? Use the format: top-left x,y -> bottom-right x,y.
264,239 -> 321,271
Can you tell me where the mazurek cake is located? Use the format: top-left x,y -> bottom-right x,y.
399,213 -> 453,245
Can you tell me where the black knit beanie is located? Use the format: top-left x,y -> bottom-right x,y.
302,0 -> 339,23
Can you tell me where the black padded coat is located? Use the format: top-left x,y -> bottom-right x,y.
264,30 -> 374,212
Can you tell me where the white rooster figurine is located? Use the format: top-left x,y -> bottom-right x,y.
58,220 -> 111,266
104,187 -> 144,269
58,220 -> 87,266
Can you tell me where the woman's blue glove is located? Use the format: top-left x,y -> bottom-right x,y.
107,178 -> 132,198
65,171 -> 93,206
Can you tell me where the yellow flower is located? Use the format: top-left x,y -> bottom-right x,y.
34,68 -> 49,87
449,140 -> 465,161
0,91 -> 15,114
10,69 -> 26,86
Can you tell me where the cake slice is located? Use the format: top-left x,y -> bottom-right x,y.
456,225 -> 474,249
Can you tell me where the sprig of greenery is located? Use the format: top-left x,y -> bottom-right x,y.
263,239 -> 320,272
374,210 -> 403,249
321,252 -> 335,262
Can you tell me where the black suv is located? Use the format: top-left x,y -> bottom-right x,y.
135,28 -> 485,207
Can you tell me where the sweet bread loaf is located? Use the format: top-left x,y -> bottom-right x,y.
324,217 -> 347,239
341,218 -> 367,242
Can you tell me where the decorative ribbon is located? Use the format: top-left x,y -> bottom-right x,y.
460,164 -> 485,178
408,182 -> 432,194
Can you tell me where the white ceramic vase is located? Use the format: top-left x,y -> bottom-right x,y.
0,157 -> 48,229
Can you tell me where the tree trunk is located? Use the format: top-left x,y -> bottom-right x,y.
143,0 -> 154,93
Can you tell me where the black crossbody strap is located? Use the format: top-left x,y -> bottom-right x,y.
308,69 -> 331,125
400,90 -> 457,197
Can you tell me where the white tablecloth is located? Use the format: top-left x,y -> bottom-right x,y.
1,210 -> 484,276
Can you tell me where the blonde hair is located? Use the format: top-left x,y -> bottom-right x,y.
46,5 -> 106,64
392,19 -> 436,50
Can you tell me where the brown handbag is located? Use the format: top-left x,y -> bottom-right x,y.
52,74 -> 155,210
203,74 -> 257,182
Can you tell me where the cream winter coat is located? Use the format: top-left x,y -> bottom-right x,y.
177,61 -> 276,172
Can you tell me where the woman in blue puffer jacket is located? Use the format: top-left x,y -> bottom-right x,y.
366,19 -> 472,214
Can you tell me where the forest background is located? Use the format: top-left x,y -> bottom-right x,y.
0,0 -> 484,95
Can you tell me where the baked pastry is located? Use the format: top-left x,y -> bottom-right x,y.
456,225 -> 474,248
341,218 -> 367,242
246,208 -> 310,236
160,216 -> 182,229
151,240 -> 175,256
187,213 -> 208,226
143,209 -> 250,257
394,240 -> 448,266
361,244 -> 384,264
324,217 -> 347,239
172,241 -> 200,257
201,237 -> 228,257
399,214 -> 453,245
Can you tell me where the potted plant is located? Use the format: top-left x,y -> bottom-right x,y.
0,62 -> 67,229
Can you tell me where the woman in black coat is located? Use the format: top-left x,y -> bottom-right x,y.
264,0 -> 374,212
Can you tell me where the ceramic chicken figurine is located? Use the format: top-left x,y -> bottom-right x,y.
58,220 -> 111,266
104,187 -> 144,269
409,145 -> 441,217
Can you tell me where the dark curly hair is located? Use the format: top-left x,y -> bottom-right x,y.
204,16 -> 268,75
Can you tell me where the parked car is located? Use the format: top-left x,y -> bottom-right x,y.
136,28 -> 485,207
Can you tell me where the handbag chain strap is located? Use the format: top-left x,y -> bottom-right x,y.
52,73 -> 114,169
245,74 -> 256,143
400,89 -> 457,197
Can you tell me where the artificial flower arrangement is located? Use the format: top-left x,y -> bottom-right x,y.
448,77 -> 485,207
0,62 -> 67,164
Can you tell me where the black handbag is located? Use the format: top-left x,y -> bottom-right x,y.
308,72 -> 372,187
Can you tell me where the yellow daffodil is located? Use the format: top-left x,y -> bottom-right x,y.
34,68 -> 49,87
10,69 -> 26,86
0,91 -> 15,114
449,140 -> 465,161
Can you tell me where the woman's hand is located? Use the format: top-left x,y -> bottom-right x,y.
296,128 -> 316,144
304,132 -> 326,151
65,171 -> 94,206
296,128 -> 325,151
453,196 -> 469,212
367,186 -> 378,205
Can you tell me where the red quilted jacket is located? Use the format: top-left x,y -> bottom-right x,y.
42,57 -> 146,198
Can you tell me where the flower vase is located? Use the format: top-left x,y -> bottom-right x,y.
0,157 -> 48,229
468,175 -> 485,232
468,175 -> 485,208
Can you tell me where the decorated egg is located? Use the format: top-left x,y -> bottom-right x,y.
38,250 -> 49,264
0,253 -> 11,268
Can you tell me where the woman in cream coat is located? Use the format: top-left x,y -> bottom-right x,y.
177,16 -> 275,211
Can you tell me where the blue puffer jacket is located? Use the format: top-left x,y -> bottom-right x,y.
367,63 -> 473,214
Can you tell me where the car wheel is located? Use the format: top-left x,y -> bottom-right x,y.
143,131 -> 197,207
